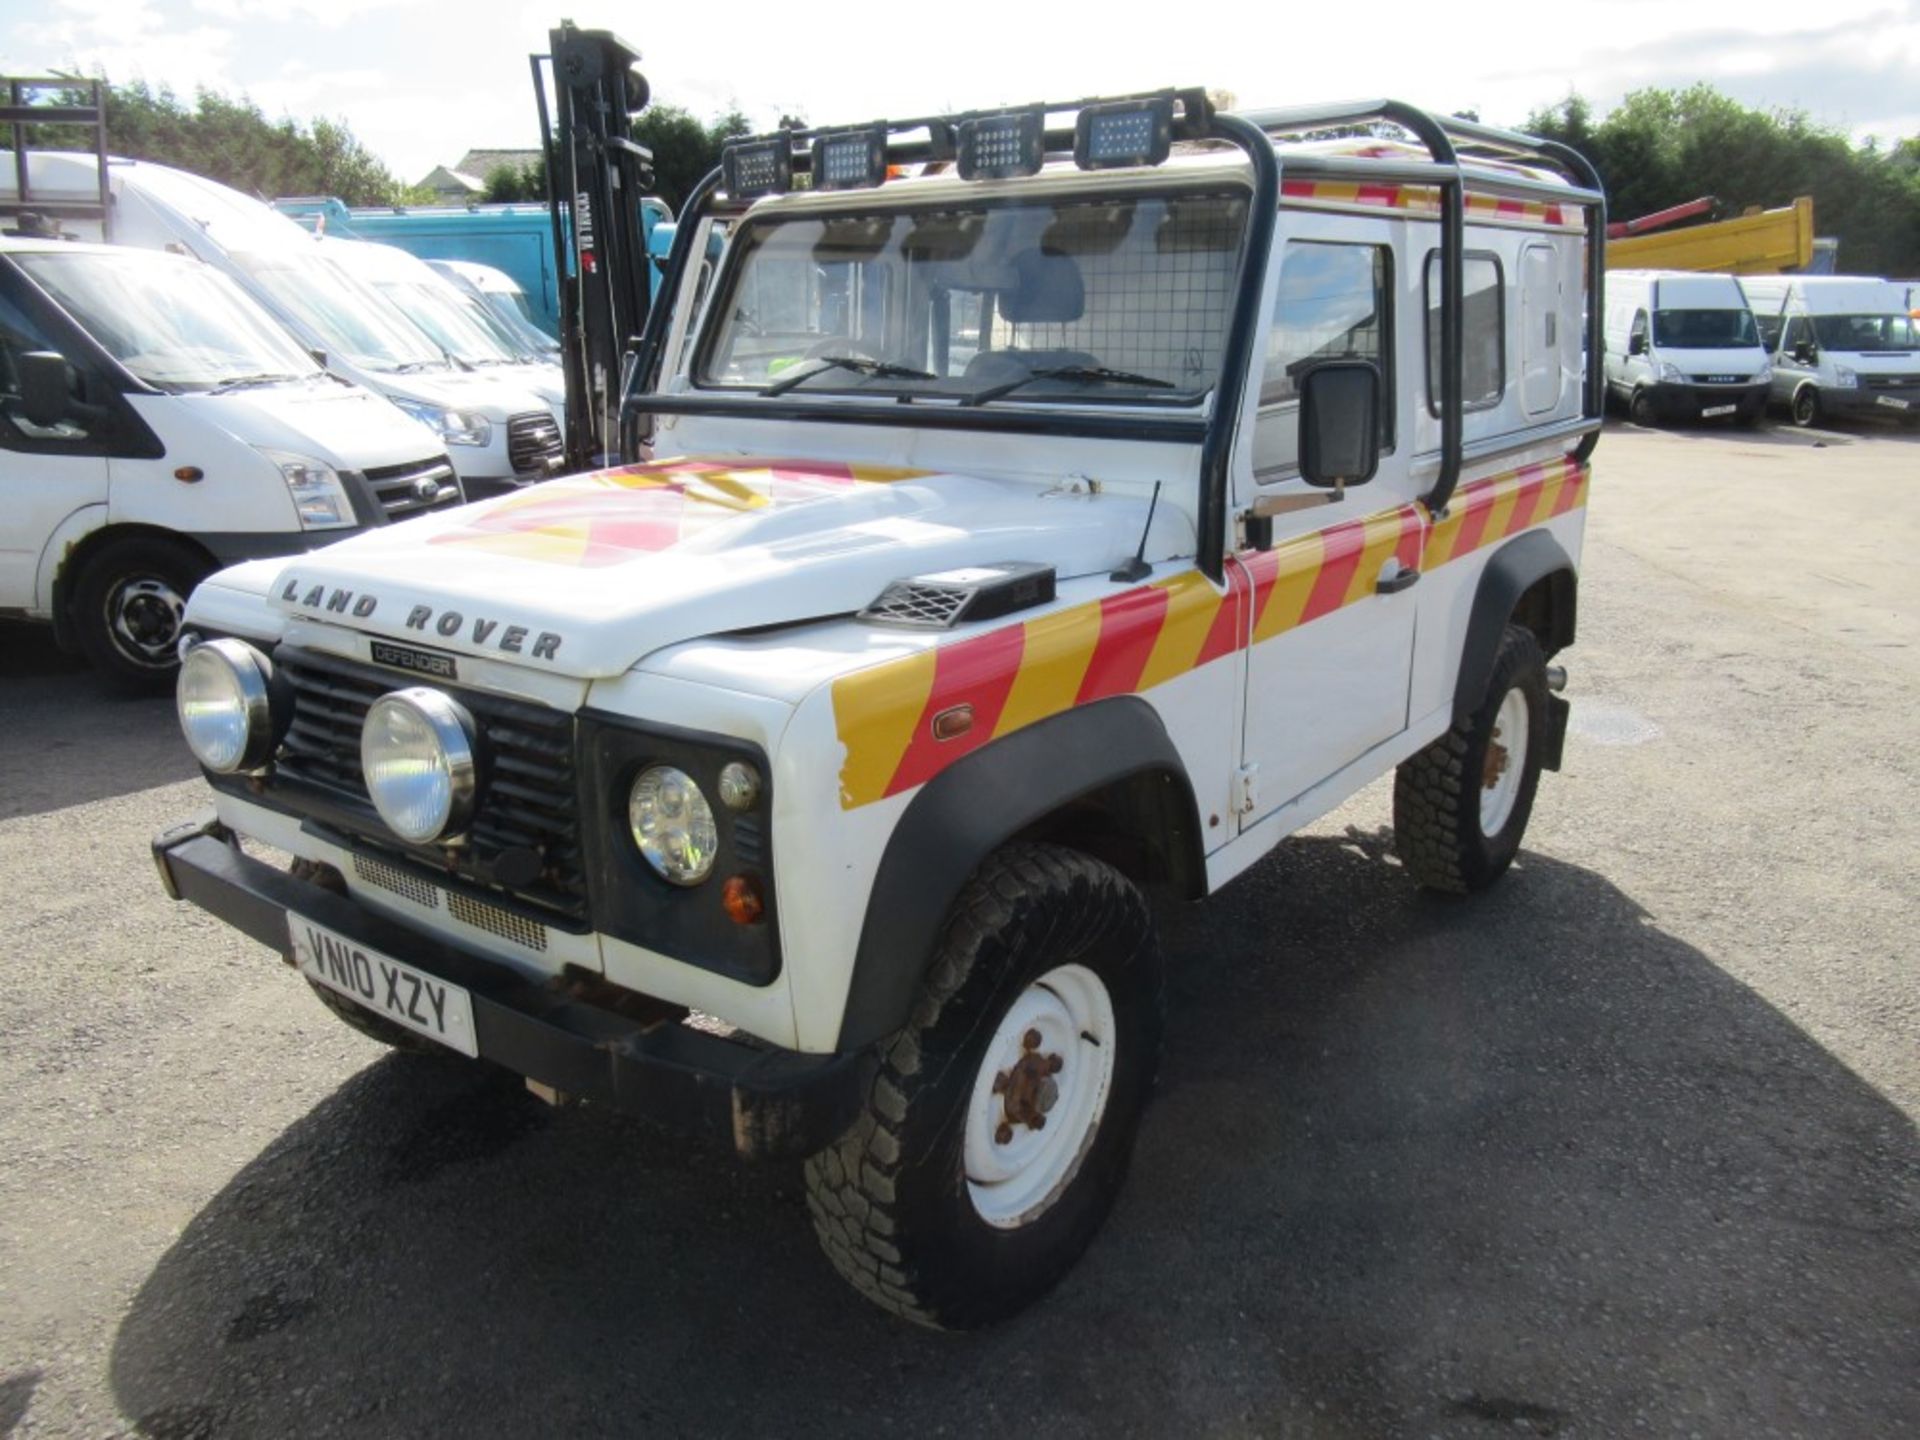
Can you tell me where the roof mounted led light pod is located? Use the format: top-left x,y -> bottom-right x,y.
957,109 -> 1046,181
1074,98 -> 1175,170
812,125 -> 890,191
721,133 -> 793,199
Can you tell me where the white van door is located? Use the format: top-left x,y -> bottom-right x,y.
1519,243 -> 1559,415
0,283 -> 109,611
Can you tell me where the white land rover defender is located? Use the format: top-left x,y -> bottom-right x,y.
154,92 -> 1606,1327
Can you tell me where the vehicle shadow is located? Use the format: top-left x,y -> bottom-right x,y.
107,835 -> 1919,1438
1604,415 -> 1919,447
0,621 -> 196,820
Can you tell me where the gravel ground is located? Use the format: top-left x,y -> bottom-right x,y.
1,421 -> 1915,1438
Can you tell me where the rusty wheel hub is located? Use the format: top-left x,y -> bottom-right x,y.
991,1027 -> 1065,1145
1483,726 -> 1510,790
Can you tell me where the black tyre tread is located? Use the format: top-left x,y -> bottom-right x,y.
1393,625 -> 1546,895
305,978 -> 446,1055
802,842 -> 1157,1330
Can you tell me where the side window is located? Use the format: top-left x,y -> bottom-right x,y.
0,287 -> 100,450
1628,309 -> 1649,349
1755,311 -> 1783,352
1424,251 -> 1505,412
1782,315 -> 1811,355
1253,240 -> 1392,480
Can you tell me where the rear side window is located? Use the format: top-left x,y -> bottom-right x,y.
1424,251 -> 1505,412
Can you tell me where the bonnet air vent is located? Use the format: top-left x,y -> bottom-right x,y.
860,561 -> 1057,629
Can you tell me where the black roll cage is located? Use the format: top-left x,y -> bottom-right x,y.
625,94 -> 1605,584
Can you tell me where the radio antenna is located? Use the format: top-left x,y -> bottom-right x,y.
1109,480 -> 1162,584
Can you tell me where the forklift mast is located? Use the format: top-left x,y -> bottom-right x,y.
532,21 -> 656,471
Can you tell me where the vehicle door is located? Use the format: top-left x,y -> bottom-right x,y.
1626,308 -> 1653,389
0,271 -> 112,611
1234,219 -> 1423,829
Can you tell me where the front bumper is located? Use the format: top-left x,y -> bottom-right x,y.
1643,381 -> 1769,421
1819,384 -> 1920,420
152,815 -> 870,1159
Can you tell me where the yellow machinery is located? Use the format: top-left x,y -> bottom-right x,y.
1606,196 -> 1815,274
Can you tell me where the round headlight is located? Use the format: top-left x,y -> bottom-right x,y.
361,689 -> 478,844
628,765 -> 718,885
177,638 -> 273,773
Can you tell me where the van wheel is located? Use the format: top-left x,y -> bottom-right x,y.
1790,387 -> 1822,428
1392,625 -> 1548,894
72,536 -> 209,691
1628,389 -> 1658,427
804,843 -> 1163,1329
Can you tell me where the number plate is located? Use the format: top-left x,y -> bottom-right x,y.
1874,395 -> 1909,410
290,914 -> 478,1056
1702,403 -> 1738,418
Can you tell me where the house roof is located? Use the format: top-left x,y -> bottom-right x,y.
455,149 -> 541,179
415,164 -> 485,195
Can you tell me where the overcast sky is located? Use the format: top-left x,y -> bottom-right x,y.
5,0 -> 1917,185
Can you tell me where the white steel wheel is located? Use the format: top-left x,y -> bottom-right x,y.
963,963 -> 1117,1230
1479,685 -> 1531,836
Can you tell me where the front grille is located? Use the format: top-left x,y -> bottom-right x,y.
506,411 -> 563,475
1863,374 -> 1918,391
271,646 -> 586,923
447,892 -> 548,951
353,852 -> 441,909
363,458 -> 461,520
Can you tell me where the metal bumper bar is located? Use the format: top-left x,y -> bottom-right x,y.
152,815 -> 871,1159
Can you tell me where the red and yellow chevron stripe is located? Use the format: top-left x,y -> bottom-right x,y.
425,455 -> 931,568
832,455 -> 1587,809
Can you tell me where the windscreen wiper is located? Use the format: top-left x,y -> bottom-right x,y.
760,354 -> 936,397
963,364 -> 1176,407
207,372 -> 302,395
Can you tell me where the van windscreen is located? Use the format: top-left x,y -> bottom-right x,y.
1652,308 -> 1758,348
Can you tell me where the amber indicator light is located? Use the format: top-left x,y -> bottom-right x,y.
931,704 -> 974,742
722,874 -> 765,926
174,466 -> 204,482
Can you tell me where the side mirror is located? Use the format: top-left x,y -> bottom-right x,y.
1627,333 -> 1648,356
308,347 -> 329,369
1298,360 -> 1380,490
18,351 -> 79,429
1792,341 -> 1816,365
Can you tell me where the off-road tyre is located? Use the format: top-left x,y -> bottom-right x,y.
803,843 -> 1163,1330
1628,388 -> 1658,427
1790,386 -> 1821,428
304,979 -> 450,1056
1393,624 -> 1548,894
71,535 -> 208,691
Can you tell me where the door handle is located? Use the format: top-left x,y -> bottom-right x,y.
1377,566 -> 1420,595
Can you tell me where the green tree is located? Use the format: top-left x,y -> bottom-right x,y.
631,104 -> 755,212
1525,85 -> 1920,276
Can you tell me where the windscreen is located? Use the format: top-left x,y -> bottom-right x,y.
698,188 -> 1249,405
370,279 -> 521,365
234,250 -> 446,372
19,250 -> 323,393
1652,308 -> 1759,348
1811,313 -> 1918,353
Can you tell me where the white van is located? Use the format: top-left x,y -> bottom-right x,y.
1742,275 -> 1920,428
5,154 -> 565,498
0,238 -> 456,685
426,258 -> 561,362
319,238 -> 566,422
1603,270 -> 1770,426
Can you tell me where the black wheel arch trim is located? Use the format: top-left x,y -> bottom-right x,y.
836,695 -> 1202,1050
1453,529 -> 1577,727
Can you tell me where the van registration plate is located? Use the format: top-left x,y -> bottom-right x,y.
1875,395 -> 1909,410
1702,404 -> 1737,418
290,914 -> 478,1056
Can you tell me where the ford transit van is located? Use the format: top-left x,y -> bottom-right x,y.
1743,275 -> 1920,427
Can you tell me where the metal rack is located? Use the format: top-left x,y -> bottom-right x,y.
2,76 -> 112,240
